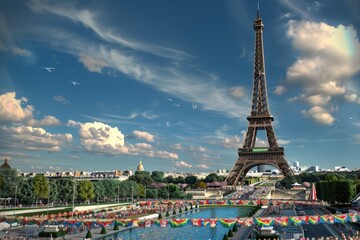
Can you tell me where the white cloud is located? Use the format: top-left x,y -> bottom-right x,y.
53,95 -> 70,104
131,130 -> 155,142
229,86 -> 245,99
302,106 -> 335,125
278,139 -> 291,145
67,119 -> 82,128
10,47 -> 32,56
285,20 -> 360,125
222,135 -> 242,149
78,52 -> 108,73
189,146 -> 207,152
0,92 -> 34,123
141,111 -> 159,120
79,121 -> 128,154
27,2 -> 250,120
196,164 -> 208,169
28,115 -> 61,127
172,143 -> 183,150
0,125 -> 72,152
175,161 -> 192,168
274,85 -> 287,96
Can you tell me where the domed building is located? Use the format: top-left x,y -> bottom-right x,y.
0,158 -> 11,169
136,160 -> 144,172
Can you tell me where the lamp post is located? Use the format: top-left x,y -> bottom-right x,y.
47,185 -> 51,215
13,186 -> 17,216
97,185 -> 99,210
72,183 -> 76,217
131,185 -> 134,204
117,186 -> 120,205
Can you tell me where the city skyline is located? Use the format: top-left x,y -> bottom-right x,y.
0,0 -> 359,173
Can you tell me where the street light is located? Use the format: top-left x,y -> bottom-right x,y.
131,185 -> 134,204
47,185 -> 51,215
97,185 -> 100,210
13,186 -> 17,216
72,182 -> 76,217
117,186 -> 120,205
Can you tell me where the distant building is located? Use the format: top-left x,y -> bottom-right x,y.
0,158 -> 11,169
257,165 -> 266,173
136,160 -> 144,172
307,166 -> 319,172
294,161 -> 299,169
335,166 -> 349,172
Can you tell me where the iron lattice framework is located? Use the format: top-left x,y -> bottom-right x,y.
226,11 -> 293,186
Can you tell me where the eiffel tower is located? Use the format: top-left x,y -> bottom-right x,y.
226,5 -> 293,186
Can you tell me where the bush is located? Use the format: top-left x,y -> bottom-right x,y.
85,229 -> 92,239
179,208 -> 182,213
166,211 -> 170,217
173,209 -> 177,215
113,221 -> 119,230
228,229 -> 234,237
223,233 -> 229,240
232,223 -> 238,232
100,226 -> 107,234
158,213 -> 163,219
39,231 -> 66,238
190,205 -> 193,210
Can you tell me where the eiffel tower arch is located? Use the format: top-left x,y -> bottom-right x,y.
226,5 -> 293,187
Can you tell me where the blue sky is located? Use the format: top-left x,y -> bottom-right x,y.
0,0 -> 359,173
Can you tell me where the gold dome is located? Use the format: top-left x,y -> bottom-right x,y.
136,160 -> 144,172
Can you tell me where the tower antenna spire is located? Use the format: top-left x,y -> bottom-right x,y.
257,0 -> 260,18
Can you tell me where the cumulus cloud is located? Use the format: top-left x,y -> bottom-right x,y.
131,130 -> 155,142
285,20 -> 360,125
302,106 -> 335,125
222,135 -> 242,149
196,164 -> 208,169
79,121 -> 128,154
274,85 -> 287,96
0,125 -> 72,152
53,95 -> 70,104
28,115 -> 61,127
175,161 -> 192,168
229,86 -> 246,99
76,121 -> 178,159
0,92 -> 34,123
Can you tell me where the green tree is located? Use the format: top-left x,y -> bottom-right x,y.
49,180 -> 58,202
205,173 -> 220,183
138,184 -> 146,198
56,178 -> 76,204
0,168 -> 18,198
17,177 -> 35,204
151,171 -> 164,182
129,171 -> 154,186
185,176 -> 197,185
77,180 -> 95,201
34,174 -> 49,200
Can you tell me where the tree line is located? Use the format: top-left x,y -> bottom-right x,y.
0,169 -> 226,205
278,171 -> 360,204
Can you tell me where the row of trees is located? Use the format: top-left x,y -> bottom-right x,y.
278,172 -> 360,204
0,169 -> 194,205
316,180 -> 356,204
130,171 -> 225,187
278,172 -> 360,189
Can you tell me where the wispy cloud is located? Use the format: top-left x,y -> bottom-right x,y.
27,1 -> 250,120
53,95 -> 70,104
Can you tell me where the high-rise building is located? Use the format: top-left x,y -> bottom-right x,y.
294,161 -> 300,169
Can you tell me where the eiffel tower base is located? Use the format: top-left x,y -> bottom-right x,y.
226,149 -> 293,186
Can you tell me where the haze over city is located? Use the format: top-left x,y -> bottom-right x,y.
1,0 -> 359,173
